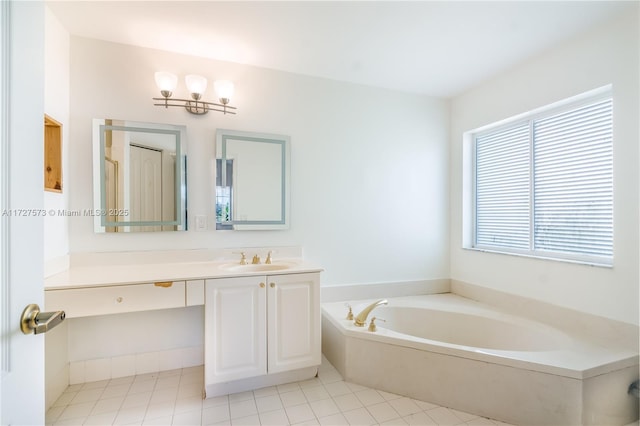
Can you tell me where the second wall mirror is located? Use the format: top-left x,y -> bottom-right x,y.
215,129 -> 290,230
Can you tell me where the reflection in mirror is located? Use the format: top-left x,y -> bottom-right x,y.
215,129 -> 290,230
93,119 -> 187,232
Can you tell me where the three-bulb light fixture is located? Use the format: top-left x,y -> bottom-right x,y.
153,72 -> 236,115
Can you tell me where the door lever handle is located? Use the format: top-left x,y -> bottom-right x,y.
20,304 -> 66,335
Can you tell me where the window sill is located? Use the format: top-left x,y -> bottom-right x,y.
462,246 -> 613,269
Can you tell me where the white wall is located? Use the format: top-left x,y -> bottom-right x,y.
67,36 -> 450,286
43,7 -> 69,265
449,11 -> 639,325
58,36 -> 449,379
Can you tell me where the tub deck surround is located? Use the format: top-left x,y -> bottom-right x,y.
322,294 -> 639,425
323,294 -> 638,379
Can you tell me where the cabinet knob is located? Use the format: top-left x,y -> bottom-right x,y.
116,297 -> 123,303
270,283 -> 275,288
259,283 -> 265,288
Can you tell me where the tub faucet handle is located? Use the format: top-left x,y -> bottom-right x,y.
368,317 -> 386,332
345,304 -> 354,321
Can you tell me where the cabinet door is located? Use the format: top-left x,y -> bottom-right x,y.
205,277 -> 267,384
267,273 -> 321,374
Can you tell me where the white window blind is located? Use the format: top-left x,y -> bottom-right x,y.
474,95 -> 613,264
475,123 -> 530,250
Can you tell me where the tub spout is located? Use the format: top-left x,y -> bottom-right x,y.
354,299 -> 388,327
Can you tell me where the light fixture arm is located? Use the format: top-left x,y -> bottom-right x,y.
153,95 -> 237,115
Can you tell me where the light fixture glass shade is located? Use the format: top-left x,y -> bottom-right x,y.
214,80 -> 234,101
185,74 -> 208,95
154,72 -> 178,92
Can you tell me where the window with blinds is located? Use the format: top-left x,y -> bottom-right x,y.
473,94 -> 613,265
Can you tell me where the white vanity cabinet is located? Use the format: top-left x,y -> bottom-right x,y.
204,272 -> 320,396
43,250 -> 322,401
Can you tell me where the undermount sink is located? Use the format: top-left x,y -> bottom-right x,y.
218,262 -> 297,272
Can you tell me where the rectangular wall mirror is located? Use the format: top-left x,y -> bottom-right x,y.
92,119 -> 187,232
215,129 -> 290,230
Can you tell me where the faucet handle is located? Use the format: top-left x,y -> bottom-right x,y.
232,252 -> 247,265
345,304 -> 354,320
265,250 -> 274,264
368,317 -> 386,332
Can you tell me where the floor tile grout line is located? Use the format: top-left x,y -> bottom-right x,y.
100,375 -> 134,421
47,364 -> 514,426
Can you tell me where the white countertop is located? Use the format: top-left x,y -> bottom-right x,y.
45,256 -> 323,290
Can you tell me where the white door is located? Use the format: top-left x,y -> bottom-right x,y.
267,273 -> 321,374
204,277 -> 267,385
130,145 -> 162,232
0,1 -> 47,425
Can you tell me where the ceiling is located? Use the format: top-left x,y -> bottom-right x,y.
46,1 -> 634,98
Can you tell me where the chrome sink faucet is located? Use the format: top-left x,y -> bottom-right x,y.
354,299 -> 388,327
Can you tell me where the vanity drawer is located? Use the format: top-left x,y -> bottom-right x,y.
45,281 -> 186,318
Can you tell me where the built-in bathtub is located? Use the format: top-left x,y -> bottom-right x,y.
322,293 -> 639,425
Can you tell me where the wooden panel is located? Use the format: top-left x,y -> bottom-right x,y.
44,114 -> 62,192
44,281 -> 186,318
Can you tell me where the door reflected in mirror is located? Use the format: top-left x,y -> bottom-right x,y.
93,119 -> 187,232
215,129 -> 290,230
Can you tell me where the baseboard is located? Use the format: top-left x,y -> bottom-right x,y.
68,345 -> 204,384
204,366 -> 319,398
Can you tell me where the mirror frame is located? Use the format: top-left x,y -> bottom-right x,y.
215,129 -> 290,230
92,119 -> 188,232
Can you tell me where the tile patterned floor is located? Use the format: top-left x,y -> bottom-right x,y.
46,356 -> 515,426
